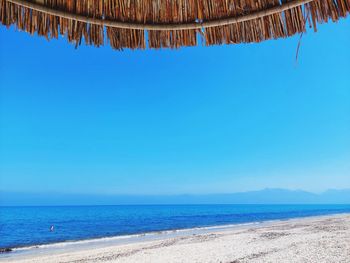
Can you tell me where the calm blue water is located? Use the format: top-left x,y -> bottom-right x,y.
1,204 -> 350,249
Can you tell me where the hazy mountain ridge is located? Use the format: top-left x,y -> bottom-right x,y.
1,188 -> 350,206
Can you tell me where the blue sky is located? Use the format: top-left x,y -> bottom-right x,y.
0,18 -> 349,196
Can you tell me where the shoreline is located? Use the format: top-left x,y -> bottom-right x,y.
2,212 -> 349,253
1,221 -> 263,256
1,212 -> 350,262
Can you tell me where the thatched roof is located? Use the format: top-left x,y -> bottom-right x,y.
1,0 -> 349,50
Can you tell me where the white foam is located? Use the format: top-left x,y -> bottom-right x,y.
7,220 -> 262,256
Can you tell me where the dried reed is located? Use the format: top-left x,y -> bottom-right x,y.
1,0 -> 349,49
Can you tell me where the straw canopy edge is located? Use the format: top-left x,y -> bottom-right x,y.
1,0 -> 349,49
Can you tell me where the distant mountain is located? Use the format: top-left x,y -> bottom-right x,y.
1,188 -> 349,206
319,189 -> 350,204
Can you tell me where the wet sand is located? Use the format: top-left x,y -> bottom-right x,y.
2,214 -> 350,263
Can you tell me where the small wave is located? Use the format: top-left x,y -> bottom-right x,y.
7,220 -> 265,254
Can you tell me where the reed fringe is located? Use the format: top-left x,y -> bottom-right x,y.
0,0 -> 349,50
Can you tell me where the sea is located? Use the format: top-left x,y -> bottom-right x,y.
1,204 -> 350,251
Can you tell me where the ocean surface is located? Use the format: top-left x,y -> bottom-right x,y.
1,204 -> 350,249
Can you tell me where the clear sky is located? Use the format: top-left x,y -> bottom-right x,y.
0,18 -> 349,196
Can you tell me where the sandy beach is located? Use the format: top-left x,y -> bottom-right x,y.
2,214 -> 350,263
